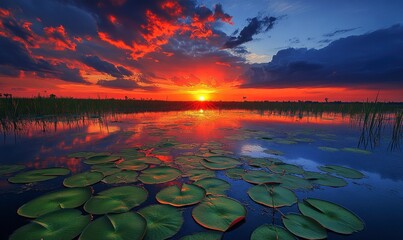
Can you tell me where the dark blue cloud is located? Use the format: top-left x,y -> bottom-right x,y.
241,25 -> 403,88
82,55 -> 133,78
224,15 -> 277,48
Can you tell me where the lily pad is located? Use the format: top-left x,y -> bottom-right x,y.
84,186 -> 147,214
225,168 -> 245,180
342,148 -> 371,154
10,209 -> 90,240
80,212 -> 146,240
269,163 -> 304,175
63,171 -> 103,187
138,166 -> 181,184
247,184 -> 297,208
298,198 -> 364,234
102,171 -> 138,184
68,151 -> 110,158
200,156 -> 241,170
117,160 -> 148,171
247,158 -> 272,168
192,196 -> 246,232
184,169 -> 215,181
318,147 -> 339,152
180,231 -> 222,240
304,171 -> 347,187
136,156 -> 162,164
318,165 -> 364,179
84,155 -> 121,165
156,183 -> 206,207
138,204 -> 183,240
91,163 -> 121,176
242,171 -> 281,185
279,174 -> 313,190
251,224 -> 295,240
0,164 -> 25,176
282,213 -> 327,240
194,177 -> 230,195
18,187 -> 91,218
8,168 -> 70,184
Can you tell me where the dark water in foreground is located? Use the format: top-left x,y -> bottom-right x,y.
0,110 -> 402,239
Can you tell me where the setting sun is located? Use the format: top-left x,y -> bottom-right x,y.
199,96 -> 205,101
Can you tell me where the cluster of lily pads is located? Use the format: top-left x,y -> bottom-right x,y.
2,139 -> 365,240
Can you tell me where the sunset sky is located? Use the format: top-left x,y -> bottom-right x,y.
0,0 -> 402,101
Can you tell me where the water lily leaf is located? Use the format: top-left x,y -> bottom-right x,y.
194,177 -> 230,195
80,212 -> 146,240
247,158 -> 273,168
279,174 -> 313,190
136,156 -> 162,164
318,147 -> 339,152
342,148 -> 371,154
225,168 -> 245,180
184,169 -> 215,181
318,165 -> 364,179
304,171 -> 347,187
139,204 -> 183,240
18,187 -> 91,218
0,164 -> 25,176
68,151 -> 110,158
138,166 -> 181,184
251,224 -> 295,240
200,156 -> 241,170
117,160 -> 148,171
282,213 -> 327,240
180,231 -> 222,240
102,171 -> 138,184
269,163 -> 304,175
8,168 -> 70,184
242,171 -> 281,185
83,155 -> 121,165
63,171 -> 103,187
91,163 -> 121,176
298,198 -> 364,234
10,209 -> 90,240
247,184 -> 297,208
156,183 -> 206,207
84,186 -> 147,214
192,196 -> 246,232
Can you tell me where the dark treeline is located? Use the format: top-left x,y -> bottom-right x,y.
0,97 -> 402,120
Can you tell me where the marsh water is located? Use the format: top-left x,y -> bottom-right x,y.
0,109 -> 402,239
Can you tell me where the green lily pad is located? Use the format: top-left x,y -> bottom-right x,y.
251,224 -> 295,240
8,168 -> 70,184
304,171 -> 347,187
225,168 -> 245,180
318,147 -> 339,152
68,151 -> 110,158
282,213 -> 327,240
298,198 -> 364,234
10,209 -> 90,240
136,156 -> 162,164
117,160 -> 148,171
269,163 -> 304,175
279,174 -> 313,190
318,165 -> 364,179
184,169 -> 215,181
102,171 -> 138,184
194,177 -> 230,195
84,186 -> 147,214
138,166 -> 181,184
247,158 -> 273,168
342,148 -> 371,154
138,204 -> 183,240
192,196 -> 246,232
83,155 -> 121,165
0,164 -> 25,176
80,212 -> 146,240
247,184 -> 297,208
63,171 -> 103,187
200,156 -> 241,170
91,163 -> 121,176
18,187 -> 91,218
242,171 -> 281,185
180,231 -> 222,240
156,183 -> 206,207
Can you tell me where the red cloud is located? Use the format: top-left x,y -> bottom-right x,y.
43,25 -> 77,51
